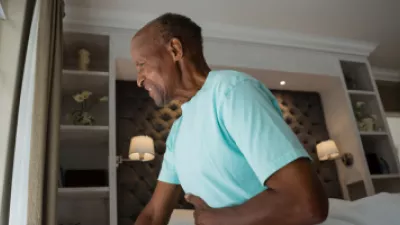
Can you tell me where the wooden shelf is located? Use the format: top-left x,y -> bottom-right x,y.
60,125 -> 109,142
63,69 -> 109,77
359,131 -> 388,136
62,69 -> 109,96
349,92 -> 378,103
347,90 -> 375,96
60,125 -> 109,170
61,124 -> 108,131
371,174 -> 400,180
58,187 -> 109,198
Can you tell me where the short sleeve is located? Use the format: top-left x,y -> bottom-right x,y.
220,80 -> 310,185
158,147 -> 180,184
158,122 -> 180,184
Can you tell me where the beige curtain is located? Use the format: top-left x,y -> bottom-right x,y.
8,0 -> 63,225
0,0 -> 35,224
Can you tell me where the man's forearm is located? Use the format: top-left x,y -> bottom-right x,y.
205,188 -> 327,225
135,213 -> 171,225
135,213 -> 153,225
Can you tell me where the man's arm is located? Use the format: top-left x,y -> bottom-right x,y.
135,181 -> 182,225
186,78 -> 328,224
187,158 -> 328,225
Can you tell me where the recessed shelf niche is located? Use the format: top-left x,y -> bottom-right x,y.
341,61 -> 374,91
63,32 -> 110,72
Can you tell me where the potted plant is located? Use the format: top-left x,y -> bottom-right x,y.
68,90 -> 108,126
354,101 -> 378,131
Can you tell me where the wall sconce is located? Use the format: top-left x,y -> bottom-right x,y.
117,136 -> 155,166
316,140 -> 353,167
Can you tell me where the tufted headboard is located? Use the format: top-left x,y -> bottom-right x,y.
116,81 -> 342,225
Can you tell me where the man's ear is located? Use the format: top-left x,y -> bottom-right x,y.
168,38 -> 183,62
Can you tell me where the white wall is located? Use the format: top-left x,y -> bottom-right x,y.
64,23 -> 348,82
387,116 -> 400,162
0,1 -> 31,224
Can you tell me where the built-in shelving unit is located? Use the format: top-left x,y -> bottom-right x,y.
58,31 -> 110,225
347,90 -> 375,96
58,187 -> 110,198
359,131 -> 388,136
63,69 -> 109,77
342,61 -> 374,92
370,174 -> 400,180
340,60 -> 400,198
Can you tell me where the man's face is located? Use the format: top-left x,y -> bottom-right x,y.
131,34 -> 178,106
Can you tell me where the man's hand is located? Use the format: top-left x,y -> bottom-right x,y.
185,194 -> 237,225
184,159 -> 328,225
185,194 -> 222,225
185,194 -> 210,210
185,194 -> 212,225
134,182 -> 182,225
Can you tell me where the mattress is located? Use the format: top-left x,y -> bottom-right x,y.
168,193 -> 400,225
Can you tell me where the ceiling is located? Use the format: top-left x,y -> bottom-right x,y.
66,0 -> 400,70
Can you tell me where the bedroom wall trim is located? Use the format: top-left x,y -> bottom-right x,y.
64,6 -> 377,57
64,22 -> 351,81
372,67 -> 400,82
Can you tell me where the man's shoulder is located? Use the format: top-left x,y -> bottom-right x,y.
166,116 -> 182,148
208,70 -> 260,95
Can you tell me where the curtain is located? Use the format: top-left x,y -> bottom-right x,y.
8,0 -> 63,225
0,0 -> 35,224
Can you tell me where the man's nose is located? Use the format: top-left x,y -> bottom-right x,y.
137,75 -> 144,87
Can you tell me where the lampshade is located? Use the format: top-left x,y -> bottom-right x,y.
316,140 -> 340,161
129,136 -> 155,161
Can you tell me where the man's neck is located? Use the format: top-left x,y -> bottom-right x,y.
173,61 -> 210,104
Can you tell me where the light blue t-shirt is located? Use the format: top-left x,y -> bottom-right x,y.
158,70 -> 309,208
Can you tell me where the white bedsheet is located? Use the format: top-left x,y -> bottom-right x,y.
323,193 -> 400,225
169,193 -> 400,225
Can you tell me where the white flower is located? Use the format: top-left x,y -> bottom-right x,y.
355,101 -> 365,108
81,91 -> 92,100
99,96 -> 109,102
73,93 -> 84,103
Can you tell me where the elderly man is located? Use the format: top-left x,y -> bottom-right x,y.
131,13 -> 328,225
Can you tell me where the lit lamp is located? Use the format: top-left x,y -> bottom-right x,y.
316,140 -> 353,166
129,136 -> 155,161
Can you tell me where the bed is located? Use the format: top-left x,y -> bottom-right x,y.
168,193 -> 400,225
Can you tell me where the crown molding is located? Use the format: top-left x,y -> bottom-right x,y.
64,6 -> 378,57
372,67 -> 400,82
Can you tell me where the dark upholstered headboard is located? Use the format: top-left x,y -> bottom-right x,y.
116,81 -> 342,225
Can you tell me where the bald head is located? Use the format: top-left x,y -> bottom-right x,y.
133,13 -> 204,62
130,13 -> 210,107
132,22 -> 163,47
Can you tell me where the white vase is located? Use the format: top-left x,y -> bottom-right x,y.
78,48 -> 90,71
